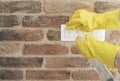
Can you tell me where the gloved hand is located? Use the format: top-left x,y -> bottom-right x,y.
66,9 -> 120,32
75,34 -> 120,69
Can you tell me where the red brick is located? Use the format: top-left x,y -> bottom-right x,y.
26,70 -> 70,80
71,46 -> 80,54
0,2 -> 9,13
0,15 -> 19,27
44,0 -> 92,13
0,70 -> 23,80
0,57 -> 43,68
106,30 -> 120,45
0,43 -> 20,55
0,29 -> 44,41
23,44 -> 68,55
94,1 -> 120,13
22,16 -> 69,28
72,69 -> 100,80
0,1 -> 41,13
45,57 -> 89,68
47,30 -> 60,41
9,1 -> 41,13
19,29 -> 44,41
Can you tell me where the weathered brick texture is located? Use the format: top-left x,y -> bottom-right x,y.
44,0 -> 93,13
72,70 -> 100,80
0,70 -> 23,80
47,30 -> 60,41
0,29 -> 44,41
0,57 -> 43,67
0,43 -> 20,55
106,30 -> 120,45
0,15 -> 19,27
0,1 -> 41,13
45,57 -> 89,68
26,70 -> 70,80
22,16 -> 69,28
71,46 -> 80,54
23,44 -> 68,55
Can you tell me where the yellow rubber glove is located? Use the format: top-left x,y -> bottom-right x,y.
75,34 -> 120,69
66,9 -> 120,32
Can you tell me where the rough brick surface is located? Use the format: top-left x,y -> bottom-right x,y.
0,2 -> 9,13
0,29 -> 44,41
71,46 -> 80,54
0,1 -> 41,13
106,30 -> 120,45
0,70 -> 23,80
0,57 -> 43,67
22,16 -> 69,28
0,15 -> 19,27
0,43 -> 20,55
44,0 -> 92,13
94,1 -> 120,13
26,70 -> 70,80
72,70 -> 100,80
9,1 -> 41,13
23,44 -> 68,55
45,57 -> 89,68
47,30 -> 60,41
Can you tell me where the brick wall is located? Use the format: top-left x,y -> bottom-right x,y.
0,0 -> 120,81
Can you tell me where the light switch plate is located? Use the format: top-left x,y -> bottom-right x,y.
61,24 -> 105,41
